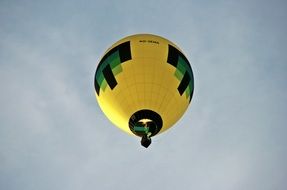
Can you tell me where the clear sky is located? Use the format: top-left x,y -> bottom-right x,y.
1,0 -> 287,189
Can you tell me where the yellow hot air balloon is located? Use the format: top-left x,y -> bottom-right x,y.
94,34 -> 194,148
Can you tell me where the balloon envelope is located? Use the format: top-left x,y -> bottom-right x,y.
94,34 -> 194,146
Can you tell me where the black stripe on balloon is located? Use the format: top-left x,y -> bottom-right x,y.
167,44 -> 192,71
103,64 -> 117,90
167,45 -> 179,67
189,89 -> 194,103
94,78 -> 100,95
97,41 -> 131,72
119,41 -> 131,62
178,71 -> 190,95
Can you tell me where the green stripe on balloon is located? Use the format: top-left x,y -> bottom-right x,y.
96,51 -> 122,89
174,69 -> 183,80
109,51 -> 121,69
113,65 -> 123,75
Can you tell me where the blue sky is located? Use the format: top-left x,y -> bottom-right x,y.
1,0 -> 287,190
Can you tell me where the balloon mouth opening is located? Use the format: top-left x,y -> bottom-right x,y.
128,109 -> 162,137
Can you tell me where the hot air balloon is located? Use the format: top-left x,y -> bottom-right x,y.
94,34 -> 194,148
